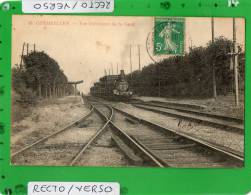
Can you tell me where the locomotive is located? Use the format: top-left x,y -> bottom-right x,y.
90,70 -> 133,100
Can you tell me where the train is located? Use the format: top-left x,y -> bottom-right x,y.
90,70 -> 133,100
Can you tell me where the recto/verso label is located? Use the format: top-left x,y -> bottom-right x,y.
28,182 -> 120,195
22,0 -> 114,13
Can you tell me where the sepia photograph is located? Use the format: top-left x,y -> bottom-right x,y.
11,15 -> 245,168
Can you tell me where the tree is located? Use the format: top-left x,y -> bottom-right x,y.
12,50 -> 73,101
127,36 -> 245,98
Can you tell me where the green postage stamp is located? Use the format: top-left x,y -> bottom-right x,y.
154,17 -> 185,55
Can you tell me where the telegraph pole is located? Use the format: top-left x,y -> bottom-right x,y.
34,43 -> 36,52
117,63 -> 119,74
111,63 -> 113,75
129,44 -> 132,79
230,46 -> 234,92
233,18 -> 239,107
19,42 -> 25,70
138,45 -> 141,71
211,18 -> 217,99
26,43 -> 29,55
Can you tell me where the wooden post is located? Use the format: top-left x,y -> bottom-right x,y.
26,43 -> 29,55
60,86 -> 62,97
53,80 -> 56,97
138,45 -> 141,71
230,46 -> 234,93
38,82 -> 41,98
111,63 -> 113,75
74,84 -> 77,96
129,44 -> 132,79
63,85 -> 66,96
58,86 -> 61,97
19,42 -> 25,70
49,87 -> 52,98
233,18 -> 239,107
45,86 -> 48,98
211,18 -> 217,99
67,81 -> 83,96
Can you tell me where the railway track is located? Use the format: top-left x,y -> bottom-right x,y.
132,102 -> 243,133
89,98 -> 243,168
11,107 -> 94,158
69,102 -> 113,166
145,101 -> 243,123
11,105 -> 116,166
12,96 -> 244,167
112,105 -> 243,167
12,98 -> 143,167
90,102 -> 165,167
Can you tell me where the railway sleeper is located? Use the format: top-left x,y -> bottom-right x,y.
167,162 -> 230,168
147,143 -> 196,150
77,119 -> 94,128
124,117 -> 140,124
143,143 -> 193,148
135,136 -> 179,141
161,154 -> 226,162
111,134 -> 143,165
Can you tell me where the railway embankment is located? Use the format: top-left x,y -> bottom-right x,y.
11,96 -> 89,155
133,94 -> 244,119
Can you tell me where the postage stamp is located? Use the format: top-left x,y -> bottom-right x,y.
154,17 -> 185,55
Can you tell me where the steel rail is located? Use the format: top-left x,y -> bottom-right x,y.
69,103 -> 113,166
133,104 -> 243,133
112,106 -> 244,164
134,101 -> 243,123
135,101 -> 243,123
93,103 -> 165,167
11,107 -> 94,158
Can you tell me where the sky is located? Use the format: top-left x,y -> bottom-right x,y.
12,15 -> 245,93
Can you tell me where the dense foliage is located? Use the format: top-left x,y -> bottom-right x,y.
127,37 -> 245,98
12,51 -> 74,102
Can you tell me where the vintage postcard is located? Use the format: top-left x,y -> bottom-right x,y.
11,15 -> 245,167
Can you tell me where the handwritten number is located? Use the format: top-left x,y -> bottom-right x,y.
57,3 -> 63,9
95,2 -> 100,8
49,3 -> 55,10
81,2 -> 88,8
33,3 -> 41,9
100,2 -> 105,8
43,3 -> 49,9
228,0 -> 240,7
32,0 -> 112,11
89,1 -> 94,8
